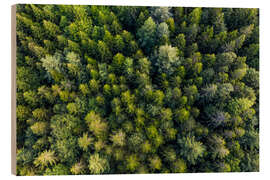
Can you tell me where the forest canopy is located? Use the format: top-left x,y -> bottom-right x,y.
16,4 -> 259,175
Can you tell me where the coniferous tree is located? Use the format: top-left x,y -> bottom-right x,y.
15,5 -> 259,175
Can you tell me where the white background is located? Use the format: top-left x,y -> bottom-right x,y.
1,0 -> 269,179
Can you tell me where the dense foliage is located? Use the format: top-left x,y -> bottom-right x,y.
16,5 -> 259,175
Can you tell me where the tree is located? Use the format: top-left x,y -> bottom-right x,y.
243,43 -> 259,70
30,122 -> 48,135
67,40 -> 81,54
23,90 -> 39,106
162,147 -> 176,162
231,68 -> 247,80
126,154 -> 140,172
112,53 -> 125,74
114,35 -> 125,53
137,17 -> 157,54
79,83 -> 90,95
148,155 -> 162,170
188,8 -> 202,25
155,44 -> 180,75
172,159 -> 187,173
141,140 -> 152,153
32,108 -> 49,121
243,68 -> 259,89
128,133 -> 144,151
201,84 -> 218,102
110,130 -> 126,147
204,8 -> 227,34
185,24 -> 199,44
166,18 -> 175,35
78,133 -> 93,151
184,85 -> 198,100
177,108 -> 190,123
85,111 -> 108,138
70,161 -> 87,175
17,105 -> 31,121
97,40 -> 112,63
44,164 -> 70,175
16,5 -> 259,174
157,22 -> 170,45
175,33 -> 186,51
153,90 -> 165,106
113,6 -> 139,31
50,114 -> 83,138
216,52 -> 237,67
17,66 -> 40,91
34,150 -> 57,169
54,136 -> 79,165
30,4 -> 45,22
178,135 -> 205,165
88,153 -> 110,174
150,7 -> 172,23
66,51 -> 81,65
227,98 -> 255,116
211,111 -> 230,127
111,20 -> 122,35
121,90 -> 135,105
43,20 -> 60,38
103,30 -> 114,51
208,135 -> 230,159
160,108 -> 173,121
89,79 -> 100,94
40,53 -> 62,73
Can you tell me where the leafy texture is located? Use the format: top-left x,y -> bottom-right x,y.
16,5 -> 259,175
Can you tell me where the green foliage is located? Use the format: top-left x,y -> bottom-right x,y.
188,8 -> 202,24
50,114 -> 83,138
41,53 -> 62,73
208,135 -> 230,159
137,17 -> 157,54
43,20 -> 60,38
44,164 -> 70,175
97,40 -> 112,63
114,35 -> 125,53
177,108 -> 190,123
85,111 -> 108,138
79,83 -> 90,95
149,155 -> 162,170
33,150 -> 57,169
244,68 -> 259,89
157,22 -> 170,44
70,161 -> 87,175
17,67 -> 39,91
89,79 -> 99,94
126,154 -> 140,172
16,5 -> 259,175
155,44 -> 180,75
112,53 -> 125,74
110,129 -> 126,147
88,153 -> 109,174
228,98 -> 255,115
175,33 -> 186,51
178,136 -> 205,165
128,133 -> 144,151
30,122 -> 48,135
78,133 -> 93,151
172,159 -> 187,173
151,7 -> 172,23
32,108 -> 49,121
17,105 -> 31,121
23,90 -> 39,106
216,52 -> 237,66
